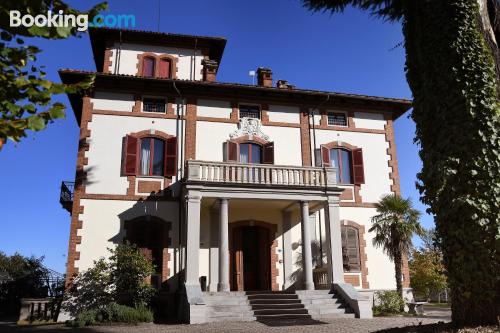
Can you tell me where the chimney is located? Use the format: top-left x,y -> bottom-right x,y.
202,59 -> 219,82
276,79 -> 295,90
257,67 -> 273,87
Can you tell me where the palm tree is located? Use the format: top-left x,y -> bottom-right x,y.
369,194 -> 424,301
301,0 -> 500,326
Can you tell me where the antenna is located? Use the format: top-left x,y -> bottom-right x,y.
157,0 -> 161,32
249,70 -> 256,85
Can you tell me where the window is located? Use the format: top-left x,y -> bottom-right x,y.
142,57 -> 155,77
140,137 -> 165,176
239,105 -> 261,119
327,112 -> 348,126
330,148 -> 352,184
143,98 -> 166,113
158,58 -> 172,78
341,226 -> 360,272
239,143 -> 262,164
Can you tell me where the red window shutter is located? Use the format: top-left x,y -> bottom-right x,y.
164,137 -> 177,177
225,140 -> 238,162
159,58 -> 171,78
352,148 -> 365,184
124,135 -> 138,175
142,56 -> 155,77
321,145 -> 331,167
263,142 -> 274,164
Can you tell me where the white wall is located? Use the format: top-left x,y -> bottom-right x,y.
311,129 -> 392,203
91,92 -> 135,112
354,112 -> 386,130
108,42 -> 204,80
197,99 -> 232,119
268,105 -> 300,124
76,199 -> 179,277
85,114 -> 182,194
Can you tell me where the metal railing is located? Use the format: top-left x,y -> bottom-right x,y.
59,181 -> 74,214
186,160 -> 337,187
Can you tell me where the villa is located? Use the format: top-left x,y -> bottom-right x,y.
59,27 -> 412,323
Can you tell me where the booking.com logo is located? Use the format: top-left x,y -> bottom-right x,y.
9,10 -> 136,32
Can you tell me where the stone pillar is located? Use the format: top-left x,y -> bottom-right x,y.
208,208 -> 219,292
324,196 -> 345,283
185,192 -> 203,302
282,210 -> 293,290
300,201 -> 315,290
218,198 -> 230,292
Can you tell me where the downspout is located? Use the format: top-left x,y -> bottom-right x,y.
192,38 -> 198,80
114,30 -> 122,74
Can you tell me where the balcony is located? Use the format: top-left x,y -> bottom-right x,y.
59,181 -> 74,214
185,160 -> 337,188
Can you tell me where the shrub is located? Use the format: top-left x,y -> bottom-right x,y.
373,291 -> 405,315
67,303 -> 153,327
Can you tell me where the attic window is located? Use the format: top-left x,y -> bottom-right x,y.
327,112 -> 348,127
143,98 -> 166,113
142,57 -> 155,77
239,105 -> 261,119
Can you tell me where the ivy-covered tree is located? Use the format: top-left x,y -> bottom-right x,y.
301,0 -> 500,326
0,0 -> 106,149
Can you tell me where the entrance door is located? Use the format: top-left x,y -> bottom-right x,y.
231,226 -> 271,291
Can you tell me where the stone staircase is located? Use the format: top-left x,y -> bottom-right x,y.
203,290 -> 355,323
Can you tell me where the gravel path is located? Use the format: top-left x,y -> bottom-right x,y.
0,317 -> 448,333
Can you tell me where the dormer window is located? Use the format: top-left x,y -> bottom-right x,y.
142,56 -> 155,77
158,58 -> 172,78
239,105 -> 261,119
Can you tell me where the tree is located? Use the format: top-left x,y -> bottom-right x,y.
0,0 -> 106,149
409,229 -> 448,301
369,194 -> 424,304
301,0 -> 500,326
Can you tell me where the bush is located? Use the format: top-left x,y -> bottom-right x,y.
67,303 -> 153,327
373,291 -> 405,315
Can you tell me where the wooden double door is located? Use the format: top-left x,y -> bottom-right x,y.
230,225 -> 271,291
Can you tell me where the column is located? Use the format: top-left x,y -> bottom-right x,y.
324,196 -> 345,283
218,198 -> 230,292
208,208 -> 219,292
300,201 -> 315,290
282,210 -> 293,290
185,192 -> 203,302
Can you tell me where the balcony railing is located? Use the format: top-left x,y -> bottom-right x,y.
59,181 -> 74,214
186,160 -> 337,187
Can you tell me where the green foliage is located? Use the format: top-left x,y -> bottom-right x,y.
0,0 -> 106,148
402,0 -> 500,326
67,303 -> 153,327
64,242 -> 156,318
370,194 -> 424,300
0,252 -> 50,316
409,229 -> 448,301
373,290 -> 405,316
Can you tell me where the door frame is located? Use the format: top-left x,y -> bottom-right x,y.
228,220 -> 278,291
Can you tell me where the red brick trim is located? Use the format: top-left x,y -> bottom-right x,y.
229,220 -> 279,291
341,220 -> 369,289
102,40 -> 114,74
197,117 -> 238,124
230,101 -> 239,121
344,274 -> 360,287
124,130 -> 174,195
185,99 -> 197,160
384,115 -> 401,195
132,94 -> 142,113
260,104 -> 270,124
137,180 -> 162,193
230,134 -> 269,145
299,108 -> 312,166
66,96 -> 93,287
136,52 -> 178,79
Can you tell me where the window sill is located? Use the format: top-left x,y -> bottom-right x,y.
135,175 -> 165,179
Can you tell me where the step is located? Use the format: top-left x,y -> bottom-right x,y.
247,294 -> 298,300
248,298 -> 301,305
312,312 -> 356,319
254,308 -> 309,316
255,313 -> 312,321
251,303 -> 304,310
304,302 -> 346,310
204,291 -> 246,297
205,298 -> 248,305
207,305 -> 252,312
306,307 -> 351,315
297,293 -> 338,300
246,290 -> 295,295
300,298 -> 343,305
206,315 -> 256,322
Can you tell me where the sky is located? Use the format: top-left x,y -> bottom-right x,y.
0,0 -> 433,273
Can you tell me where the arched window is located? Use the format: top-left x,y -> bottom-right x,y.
330,148 -> 352,184
139,137 -> 165,176
224,140 -> 274,164
142,56 -> 155,77
341,226 -> 360,272
158,58 -> 172,78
